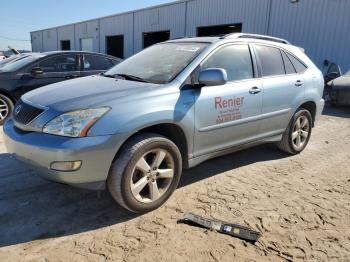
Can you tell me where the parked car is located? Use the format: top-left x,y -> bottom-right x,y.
4,34 -> 324,213
0,53 -> 35,68
0,51 -> 122,124
322,60 -> 350,106
0,47 -> 21,59
327,69 -> 350,106
0,51 -> 5,60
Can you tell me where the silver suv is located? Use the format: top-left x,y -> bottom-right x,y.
4,34 -> 325,213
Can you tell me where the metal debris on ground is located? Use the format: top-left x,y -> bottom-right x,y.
178,212 -> 261,243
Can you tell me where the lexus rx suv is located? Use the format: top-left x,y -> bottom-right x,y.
4,34 -> 325,213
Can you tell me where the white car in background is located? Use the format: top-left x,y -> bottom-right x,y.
0,51 -> 6,60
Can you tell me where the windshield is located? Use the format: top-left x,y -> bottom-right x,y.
105,42 -> 208,84
0,54 -> 45,72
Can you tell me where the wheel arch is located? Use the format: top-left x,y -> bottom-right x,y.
0,89 -> 16,104
298,101 -> 316,126
116,122 -> 190,168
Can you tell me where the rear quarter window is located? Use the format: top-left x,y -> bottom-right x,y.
281,51 -> 296,75
286,53 -> 307,73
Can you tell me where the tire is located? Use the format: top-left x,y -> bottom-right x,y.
107,133 -> 182,213
0,94 -> 14,125
277,108 -> 313,155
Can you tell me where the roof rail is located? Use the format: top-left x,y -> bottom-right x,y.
221,33 -> 290,45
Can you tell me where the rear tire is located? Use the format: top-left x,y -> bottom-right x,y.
107,133 -> 182,213
0,94 -> 14,125
277,108 -> 312,155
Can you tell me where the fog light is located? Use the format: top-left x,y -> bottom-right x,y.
50,161 -> 82,171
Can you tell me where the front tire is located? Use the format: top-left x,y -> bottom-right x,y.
277,108 -> 312,155
0,94 -> 14,125
108,133 -> 182,213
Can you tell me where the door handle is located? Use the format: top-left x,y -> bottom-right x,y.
295,80 -> 304,87
249,86 -> 261,94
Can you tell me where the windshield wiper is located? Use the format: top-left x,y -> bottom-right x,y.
100,72 -> 115,79
105,73 -> 151,83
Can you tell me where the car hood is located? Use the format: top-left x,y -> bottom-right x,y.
0,71 -> 13,77
22,75 -> 161,112
330,76 -> 350,90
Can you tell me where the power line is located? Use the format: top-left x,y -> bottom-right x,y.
0,35 -> 31,42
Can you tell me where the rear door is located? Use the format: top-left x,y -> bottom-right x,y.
80,54 -> 117,77
193,44 -> 263,157
19,53 -> 80,94
253,44 -> 306,135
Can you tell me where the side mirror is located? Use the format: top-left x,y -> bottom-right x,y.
198,68 -> 228,87
31,67 -> 43,76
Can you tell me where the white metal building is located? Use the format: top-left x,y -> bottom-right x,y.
31,0 -> 350,71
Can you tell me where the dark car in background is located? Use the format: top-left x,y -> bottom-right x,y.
323,61 -> 350,107
327,69 -> 350,107
0,51 -> 122,124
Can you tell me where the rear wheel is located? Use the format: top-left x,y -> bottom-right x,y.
0,94 -> 14,125
108,133 -> 182,213
277,108 -> 312,155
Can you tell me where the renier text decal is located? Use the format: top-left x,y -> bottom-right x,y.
215,96 -> 244,124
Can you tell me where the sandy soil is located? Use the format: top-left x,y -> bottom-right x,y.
0,106 -> 350,262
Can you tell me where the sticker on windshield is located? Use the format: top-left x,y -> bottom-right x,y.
175,46 -> 201,52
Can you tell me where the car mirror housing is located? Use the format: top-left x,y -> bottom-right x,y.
198,68 -> 228,87
31,67 -> 44,76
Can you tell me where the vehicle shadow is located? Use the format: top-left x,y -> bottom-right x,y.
0,145 -> 288,248
322,105 -> 350,118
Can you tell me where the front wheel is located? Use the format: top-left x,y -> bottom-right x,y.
0,94 -> 14,125
277,108 -> 312,155
108,133 -> 182,213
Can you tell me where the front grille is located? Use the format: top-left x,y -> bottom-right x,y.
13,100 -> 45,125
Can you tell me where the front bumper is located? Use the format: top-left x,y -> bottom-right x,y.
4,119 -> 125,189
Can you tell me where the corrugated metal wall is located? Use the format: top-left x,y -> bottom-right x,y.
133,2 -> 186,53
74,20 -> 99,51
268,0 -> 350,72
57,24 -> 75,51
186,0 -> 269,36
31,0 -> 350,70
99,13 -> 134,58
31,31 -> 43,52
42,28 -> 58,51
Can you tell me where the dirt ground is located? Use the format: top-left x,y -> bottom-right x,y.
0,106 -> 349,262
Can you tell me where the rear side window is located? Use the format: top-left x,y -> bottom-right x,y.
38,55 -> 77,73
83,55 -> 114,71
255,45 -> 285,77
201,44 -> 254,81
286,53 -> 307,73
281,51 -> 296,74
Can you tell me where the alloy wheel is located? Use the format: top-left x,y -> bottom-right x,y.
130,149 -> 175,203
0,97 -> 9,121
291,115 -> 310,151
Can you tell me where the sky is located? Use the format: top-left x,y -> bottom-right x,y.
0,0 -> 174,51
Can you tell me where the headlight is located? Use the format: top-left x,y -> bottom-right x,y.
43,107 -> 110,137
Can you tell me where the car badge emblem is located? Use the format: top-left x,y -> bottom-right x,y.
14,105 -> 23,115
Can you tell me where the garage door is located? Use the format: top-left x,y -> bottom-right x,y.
80,38 -> 94,52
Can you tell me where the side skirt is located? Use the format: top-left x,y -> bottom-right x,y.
187,134 -> 282,168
